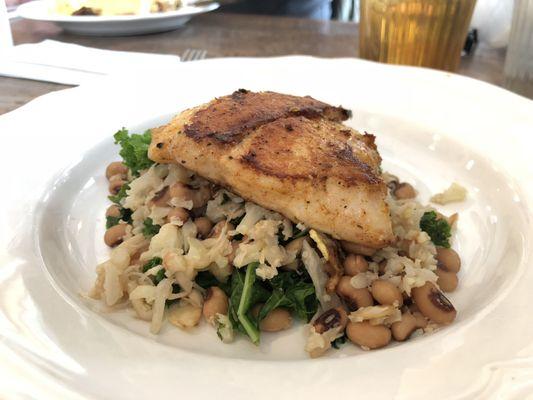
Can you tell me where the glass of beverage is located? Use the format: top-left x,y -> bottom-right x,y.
359,0 -> 477,71
504,0 -> 533,99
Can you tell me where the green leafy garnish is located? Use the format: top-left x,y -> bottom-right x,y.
228,269 -> 246,334
228,263 -> 269,344
195,271 -> 231,296
154,269 -> 166,285
420,211 -> 451,248
142,257 -> 163,273
227,266 -> 317,344
106,216 -> 122,229
237,262 -> 261,344
108,183 -> 130,204
121,208 -> 133,223
113,128 -> 154,176
142,218 -> 161,238
278,224 -> 309,245
141,257 -> 166,285
332,334 -> 347,349
291,227 -> 309,240
105,208 -> 132,229
260,270 -> 318,322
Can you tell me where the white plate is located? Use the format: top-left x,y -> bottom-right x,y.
1,57 -> 532,399
17,0 -> 219,36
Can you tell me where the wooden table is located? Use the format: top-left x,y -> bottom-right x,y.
1,12 -> 507,115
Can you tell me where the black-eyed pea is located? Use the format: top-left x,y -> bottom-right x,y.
402,291 -> 412,305
108,173 -> 125,183
371,280 -> 403,307
193,185 -> 212,208
168,302 -> 202,329
169,182 -> 195,202
436,269 -> 458,292
150,186 -> 171,207
391,312 -> 417,341
340,241 -> 377,257
336,276 -> 373,311
346,321 -> 391,349
130,248 -> 145,266
108,178 -> 126,195
227,241 -> 239,265
106,204 -> 121,218
202,287 -> 229,325
343,254 -> 369,276
436,247 -> 461,273
131,243 -> 149,265
194,217 -> 214,238
167,207 -> 189,224
378,260 -> 387,274
209,221 -> 234,238
251,303 -> 262,318
386,174 -> 400,192
412,282 -> 456,325
412,311 -> 428,329
259,308 -> 292,332
313,307 -> 348,334
285,237 -> 305,255
106,161 -> 128,180
393,182 -> 416,199
104,224 -> 128,247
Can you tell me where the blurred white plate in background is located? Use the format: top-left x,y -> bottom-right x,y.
17,0 -> 219,36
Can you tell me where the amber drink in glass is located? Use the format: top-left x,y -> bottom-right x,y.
359,0 -> 477,71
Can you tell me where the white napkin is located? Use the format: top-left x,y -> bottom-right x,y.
0,39 -> 181,85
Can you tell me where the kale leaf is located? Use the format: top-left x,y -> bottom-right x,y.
142,218 -> 161,238
105,207 -> 132,229
154,269 -> 166,285
113,128 -> 154,176
195,271 -> 231,296
108,183 -> 130,204
142,257 -> 163,273
141,257 -> 166,285
260,270 -> 318,323
420,211 -> 451,248
227,267 -> 317,345
228,263 -> 264,344
105,216 -> 122,229
278,224 -> 309,245
237,262 -> 261,344
332,334 -> 347,349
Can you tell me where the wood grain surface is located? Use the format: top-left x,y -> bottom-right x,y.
1,12 -> 506,115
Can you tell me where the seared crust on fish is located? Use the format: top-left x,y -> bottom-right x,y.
148,90 -> 394,248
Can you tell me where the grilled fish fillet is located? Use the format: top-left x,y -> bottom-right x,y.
148,90 -> 394,248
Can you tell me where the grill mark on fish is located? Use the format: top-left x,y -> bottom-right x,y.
147,90 -> 394,248
184,90 -> 350,145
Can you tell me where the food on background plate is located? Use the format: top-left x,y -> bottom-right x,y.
91,90 -> 462,358
53,0 -> 182,16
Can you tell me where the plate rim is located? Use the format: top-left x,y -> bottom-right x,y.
1,56 -> 533,399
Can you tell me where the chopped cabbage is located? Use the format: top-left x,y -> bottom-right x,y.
150,278 -> 172,334
206,190 -> 244,222
301,240 -> 331,308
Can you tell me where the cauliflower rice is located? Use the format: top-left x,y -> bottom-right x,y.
93,132 -> 461,357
